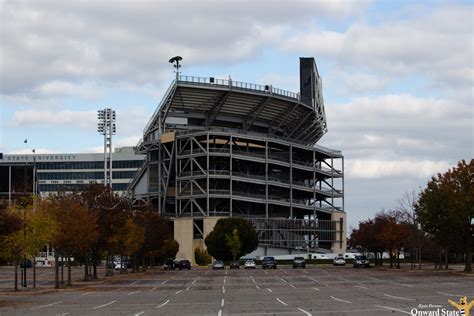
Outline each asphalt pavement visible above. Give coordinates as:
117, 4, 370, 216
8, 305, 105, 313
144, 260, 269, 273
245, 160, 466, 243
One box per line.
0, 265, 472, 315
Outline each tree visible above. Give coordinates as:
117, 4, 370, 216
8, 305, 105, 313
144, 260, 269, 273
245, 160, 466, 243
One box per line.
349, 217, 385, 266
0, 208, 23, 291
416, 159, 473, 272
116, 217, 144, 273
226, 228, 241, 261
205, 218, 258, 261
134, 209, 174, 269
194, 248, 212, 266
25, 198, 58, 288
80, 185, 128, 278
50, 193, 98, 287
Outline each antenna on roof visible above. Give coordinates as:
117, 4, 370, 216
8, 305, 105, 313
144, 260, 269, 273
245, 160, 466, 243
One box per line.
169, 56, 182, 82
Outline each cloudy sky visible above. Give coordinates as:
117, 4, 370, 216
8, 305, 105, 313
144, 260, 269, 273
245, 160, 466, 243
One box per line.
1, 0, 473, 229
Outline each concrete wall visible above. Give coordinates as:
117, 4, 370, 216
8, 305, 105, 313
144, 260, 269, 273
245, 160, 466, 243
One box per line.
330, 211, 347, 254
173, 217, 223, 264
173, 218, 193, 261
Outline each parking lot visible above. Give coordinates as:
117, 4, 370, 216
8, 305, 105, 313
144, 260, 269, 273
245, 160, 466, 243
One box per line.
0, 265, 472, 315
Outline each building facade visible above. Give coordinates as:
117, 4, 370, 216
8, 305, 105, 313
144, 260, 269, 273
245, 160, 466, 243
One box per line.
131, 58, 345, 261
0, 147, 145, 207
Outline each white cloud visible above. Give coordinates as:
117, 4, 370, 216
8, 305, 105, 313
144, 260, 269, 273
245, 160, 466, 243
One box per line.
319, 93, 473, 162
7, 147, 59, 154
115, 135, 141, 149
282, 5, 473, 97
33, 81, 102, 100
12, 110, 96, 129
346, 159, 450, 179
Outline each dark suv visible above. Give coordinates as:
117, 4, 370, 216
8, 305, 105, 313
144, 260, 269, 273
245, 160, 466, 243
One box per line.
163, 258, 175, 270
292, 257, 306, 268
262, 257, 277, 269
178, 259, 191, 270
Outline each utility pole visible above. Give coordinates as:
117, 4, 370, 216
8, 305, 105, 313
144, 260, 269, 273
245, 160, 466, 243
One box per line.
97, 109, 116, 188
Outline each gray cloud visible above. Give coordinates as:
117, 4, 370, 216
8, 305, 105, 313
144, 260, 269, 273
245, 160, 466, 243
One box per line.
0, 0, 368, 95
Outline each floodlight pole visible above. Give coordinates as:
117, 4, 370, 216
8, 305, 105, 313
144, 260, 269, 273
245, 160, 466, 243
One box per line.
97, 108, 116, 189
169, 56, 183, 82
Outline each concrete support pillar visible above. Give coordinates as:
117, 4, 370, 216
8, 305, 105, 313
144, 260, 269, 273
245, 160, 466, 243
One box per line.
331, 211, 347, 254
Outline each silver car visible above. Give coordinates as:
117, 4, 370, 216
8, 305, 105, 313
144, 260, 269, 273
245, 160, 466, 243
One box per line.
244, 259, 256, 269
333, 254, 346, 266
212, 260, 225, 270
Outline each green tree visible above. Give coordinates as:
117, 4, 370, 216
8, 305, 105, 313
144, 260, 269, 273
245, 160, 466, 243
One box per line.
416, 159, 473, 272
205, 218, 258, 261
226, 228, 241, 261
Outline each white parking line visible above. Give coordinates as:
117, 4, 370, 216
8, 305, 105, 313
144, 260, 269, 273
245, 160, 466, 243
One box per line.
92, 300, 116, 310
289, 284, 296, 288
134, 312, 145, 316
222, 286, 225, 294
330, 296, 352, 304
149, 286, 156, 291
161, 280, 168, 285
81, 292, 92, 296
256, 285, 260, 290
312, 287, 320, 291
276, 298, 288, 306
191, 278, 198, 285
384, 294, 415, 301
374, 305, 411, 315
297, 307, 312, 316
267, 288, 273, 293
128, 291, 141, 295
175, 290, 183, 295
218, 310, 222, 316
221, 299, 225, 307
130, 280, 139, 285
392, 282, 414, 288
186, 286, 190, 291
279, 277, 288, 283
308, 277, 318, 283
302, 270, 308, 274
263, 270, 268, 275
353, 285, 368, 290
251, 277, 256, 283
157, 299, 170, 309
437, 292, 464, 297
30, 301, 63, 310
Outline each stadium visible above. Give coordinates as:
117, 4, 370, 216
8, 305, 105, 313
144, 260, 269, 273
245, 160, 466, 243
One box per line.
131, 57, 345, 260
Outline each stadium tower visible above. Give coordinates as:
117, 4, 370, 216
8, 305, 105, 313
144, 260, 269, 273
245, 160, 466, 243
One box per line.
131, 57, 345, 261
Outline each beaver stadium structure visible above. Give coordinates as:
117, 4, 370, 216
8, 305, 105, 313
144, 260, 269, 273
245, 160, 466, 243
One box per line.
131, 57, 345, 261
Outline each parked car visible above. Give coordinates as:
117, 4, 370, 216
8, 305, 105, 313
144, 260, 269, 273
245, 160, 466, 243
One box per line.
262, 256, 277, 269
212, 260, 225, 270
333, 254, 346, 266
163, 258, 175, 270
292, 257, 306, 268
178, 259, 191, 270
353, 255, 370, 268
230, 261, 240, 269
244, 259, 256, 269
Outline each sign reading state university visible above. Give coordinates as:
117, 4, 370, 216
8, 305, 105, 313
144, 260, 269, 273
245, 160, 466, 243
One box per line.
1, 154, 78, 162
